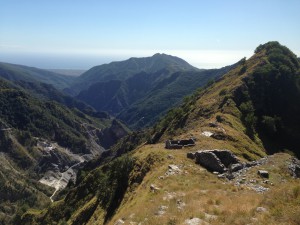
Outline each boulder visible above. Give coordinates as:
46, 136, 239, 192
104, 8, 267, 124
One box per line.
257, 170, 269, 179
195, 151, 226, 173
191, 149, 241, 174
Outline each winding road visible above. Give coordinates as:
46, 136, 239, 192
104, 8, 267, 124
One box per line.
49, 160, 84, 202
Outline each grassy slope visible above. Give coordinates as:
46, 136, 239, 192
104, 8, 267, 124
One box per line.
148, 51, 267, 160
106, 146, 299, 225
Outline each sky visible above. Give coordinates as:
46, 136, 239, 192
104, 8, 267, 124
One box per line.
0, 0, 299, 69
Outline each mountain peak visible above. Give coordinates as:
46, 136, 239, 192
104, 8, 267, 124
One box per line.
152, 53, 169, 57
74, 53, 199, 93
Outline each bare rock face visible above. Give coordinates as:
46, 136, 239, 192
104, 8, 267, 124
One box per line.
193, 150, 240, 173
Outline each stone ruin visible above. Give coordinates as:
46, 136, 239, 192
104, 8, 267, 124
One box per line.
165, 138, 195, 149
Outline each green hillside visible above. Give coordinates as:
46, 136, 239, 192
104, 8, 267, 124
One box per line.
21, 42, 300, 225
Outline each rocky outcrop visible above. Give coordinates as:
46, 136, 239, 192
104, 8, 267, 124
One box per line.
195, 151, 226, 173
192, 150, 240, 173
289, 157, 300, 178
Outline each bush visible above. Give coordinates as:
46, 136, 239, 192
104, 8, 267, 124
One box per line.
261, 116, 280, 135
219, 88, 227, 96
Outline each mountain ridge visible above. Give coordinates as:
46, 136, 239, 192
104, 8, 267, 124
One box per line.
21, 41, 300, 225
0, 62, 76, 90
68, 53, 200, 95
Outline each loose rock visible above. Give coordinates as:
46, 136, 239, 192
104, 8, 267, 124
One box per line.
256, 207, 268, 213
165, 164, 182, 176
184, 218, 210, 225
155, 205, 168, 216
252, 185, 269, 193
176, 199, 186, 210
150, 184, 160, 192
204, 213, 218, 220
114, 219, 125, 225
167, 154, 175, 159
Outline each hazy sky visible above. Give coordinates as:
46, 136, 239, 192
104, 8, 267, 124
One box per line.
0, 0, 299, 69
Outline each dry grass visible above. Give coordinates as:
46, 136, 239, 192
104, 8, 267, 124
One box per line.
90, 145, 300, 225
58, 140, 298, 225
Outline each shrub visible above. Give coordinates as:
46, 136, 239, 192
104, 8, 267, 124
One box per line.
219, 89, 227, 96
